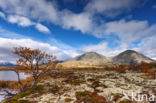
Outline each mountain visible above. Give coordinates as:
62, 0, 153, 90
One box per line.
113, 50, 155, 65
58, 52, 117, 68
71, 52, 107, 61
0, 62, 15, 67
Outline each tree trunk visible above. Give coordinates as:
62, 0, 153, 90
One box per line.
15, 71, 24, 92
31, 81, 36, 88
31, 75, 38, 88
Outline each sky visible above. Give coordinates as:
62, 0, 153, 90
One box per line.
0, 0, 156, 63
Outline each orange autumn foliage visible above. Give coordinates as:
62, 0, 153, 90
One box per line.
13, 47, 58, 91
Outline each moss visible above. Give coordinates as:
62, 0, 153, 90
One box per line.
87, 78, 96, 82
64, 98, 73, 102
75, 91, 92, 100
10, 90, 32, 100
75, 91, 107, 103
49, 85, 61, 94
92, 81, 101, 88
17, 100, 32, 103
91, 80, 107, 89
4, 86, 44, 103
4, 99, 32, 103
63, 79, 85, 86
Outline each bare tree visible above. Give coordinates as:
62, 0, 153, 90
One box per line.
13, 47, 58, 91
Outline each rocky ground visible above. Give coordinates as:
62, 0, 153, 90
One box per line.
3, 69, 156, 103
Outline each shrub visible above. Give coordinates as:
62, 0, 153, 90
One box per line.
75, 91, 108, 103
64, 98, 73, 102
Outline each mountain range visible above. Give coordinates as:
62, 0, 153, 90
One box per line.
0, 50, 155, 68
59, 50, 155, 68
0, 62, 15, 67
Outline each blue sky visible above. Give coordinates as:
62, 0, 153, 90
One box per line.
0, 0, 156, 63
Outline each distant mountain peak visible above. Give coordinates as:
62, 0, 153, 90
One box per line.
123, 49, 137, 53
60, 52, 115, 68
113, 50, 154, 65
74, 52, 106, 61
0, 62, 15, 67
58, 50, 155, 69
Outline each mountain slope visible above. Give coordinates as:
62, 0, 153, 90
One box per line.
113, 50, 155, 65
70, 52, 108, 61
58, 50, 155, 69
0, 62, 15, 67
59, 52, 116, 68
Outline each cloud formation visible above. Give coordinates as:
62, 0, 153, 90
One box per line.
0, 27, 79, 63
104, 19, 156, 42
0, 11, 5, 19
0, 37, 79, 63
85, 0, 143, 17
0, 13, 51, 33
0, 0, 155, 60
0, 26, 26, 39
81, 39, 156, 60
35, 23, 50, 33
81, 42, 129, 57
0, 0, 145, 35
7, 15, 34, 27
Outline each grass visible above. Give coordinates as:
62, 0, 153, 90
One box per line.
3, 85, 44, 103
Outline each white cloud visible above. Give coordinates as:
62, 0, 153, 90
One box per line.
0, 0, 147, 36
85, 0, 143, 17
81, 40, 156, 60
0, 11, 5, 19
0, 37, 79, 63
135, 35, 156, 59
0, 26, 26, 39
35, 23, 50, 33
0, 14, 51, 33
0, 0, 59, 24
91, 19, 156, 41
82, 19, 156, 59
0, 27, 79, 63
0, 0, 144, 35
0, 0, 155, 60
81, 42, 129, 57
61, 11, 93, 33
104, 19, 149, 41
7, 15, 34, 27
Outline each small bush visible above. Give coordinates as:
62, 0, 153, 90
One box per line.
75, 91, 108, 103
64, 98, 73, 102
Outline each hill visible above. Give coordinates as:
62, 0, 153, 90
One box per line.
58, 52, 117, 68
113, 50, 155, 65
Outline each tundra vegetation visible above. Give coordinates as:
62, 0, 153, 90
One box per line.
0, 47, 156, 103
